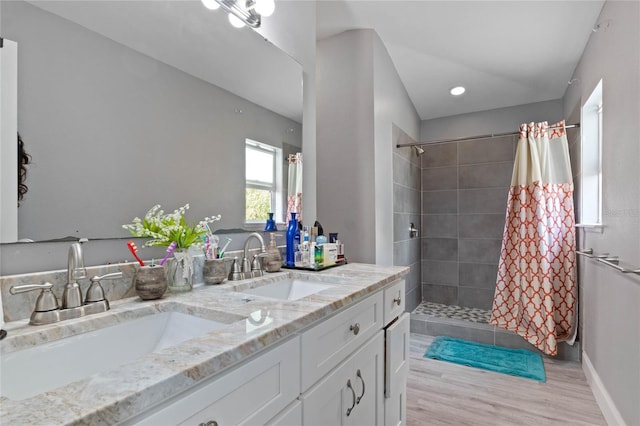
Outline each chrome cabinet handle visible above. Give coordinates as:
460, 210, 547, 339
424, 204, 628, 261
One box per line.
393, 296, 402, 306
346, 379, 356, 416
198, 421, 218, 426
350, 323, 360, 335
356, 369, 365, 404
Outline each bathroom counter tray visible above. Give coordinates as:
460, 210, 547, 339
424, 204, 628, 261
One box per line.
281, 258, 347, 272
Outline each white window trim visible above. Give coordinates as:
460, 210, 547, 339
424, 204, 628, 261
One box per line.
244, 139, 283, 225
577, 79, 603, 228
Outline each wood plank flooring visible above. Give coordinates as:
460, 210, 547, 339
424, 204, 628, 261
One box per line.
407, 334, 606, 426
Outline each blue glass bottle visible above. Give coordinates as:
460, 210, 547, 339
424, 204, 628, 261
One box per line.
264, 212, 277, 232
286, 212, 298, 267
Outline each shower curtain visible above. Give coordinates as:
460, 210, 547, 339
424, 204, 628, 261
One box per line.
286, 153, 303, 223
490, 121, 576, 356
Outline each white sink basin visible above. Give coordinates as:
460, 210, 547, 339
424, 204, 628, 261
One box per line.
240, 279, 334, 300
1, 311, 228, 400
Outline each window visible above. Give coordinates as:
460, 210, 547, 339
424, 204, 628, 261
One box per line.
578, 80, 603, 226
245, 139, 283, 223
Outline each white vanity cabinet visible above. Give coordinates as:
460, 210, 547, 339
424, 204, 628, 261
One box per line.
300, 331, 384, 426
384, 312, 410, 426
129, 336, 300, 426
383, 280, 405, 326
300, 278, 408, 426
300, 291, 383, 390
382, 279, 410, 426
127, 278, 408, 426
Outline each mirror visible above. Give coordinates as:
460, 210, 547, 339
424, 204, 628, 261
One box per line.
0, 0, 303, 243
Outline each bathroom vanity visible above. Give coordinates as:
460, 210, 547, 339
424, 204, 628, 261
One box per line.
0, 263, 409, 425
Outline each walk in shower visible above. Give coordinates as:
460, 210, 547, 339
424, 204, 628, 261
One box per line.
393, 124, 581, 359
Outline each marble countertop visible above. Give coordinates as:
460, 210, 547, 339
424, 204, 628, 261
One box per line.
0, 263, 408, 425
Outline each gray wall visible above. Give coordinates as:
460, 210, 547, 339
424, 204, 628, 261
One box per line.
0, 1, 307, 275
563, 1, 640, 424
2, 0, 302, 242
317, 30, 376, 263
419, 100, 563, 310
254, 0, 318, 225
393, 126, 421, 312
317, 29, 420, 266
372, 31, 421, 266
421, 99, 563, 142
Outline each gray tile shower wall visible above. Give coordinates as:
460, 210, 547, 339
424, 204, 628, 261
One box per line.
393, 125, 422, 312
420, 135, 515, 310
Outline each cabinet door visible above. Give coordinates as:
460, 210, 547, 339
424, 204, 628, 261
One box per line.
383, 280, 405, 327
384, 313, 410, 426
132, 337, 300, 426
266, 401, 302, 426
301, 332, 383, 426
346, 333, 384, 426
301, 292, 383, 391
300, 351, 352, 426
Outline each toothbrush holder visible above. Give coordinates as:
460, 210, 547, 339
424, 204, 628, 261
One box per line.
133, 265, 168, 300
203, 258, 232, 284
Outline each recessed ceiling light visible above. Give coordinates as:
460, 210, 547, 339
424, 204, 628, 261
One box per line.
450, 86, 466, 96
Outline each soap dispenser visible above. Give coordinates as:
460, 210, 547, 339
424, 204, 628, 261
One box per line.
265, 233, 282, 272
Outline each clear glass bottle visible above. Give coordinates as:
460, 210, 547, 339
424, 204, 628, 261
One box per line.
265, 233, 282, 272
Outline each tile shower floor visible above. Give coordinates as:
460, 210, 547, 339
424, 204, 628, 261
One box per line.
412, 301, 491, 323
410, 301, 581, 361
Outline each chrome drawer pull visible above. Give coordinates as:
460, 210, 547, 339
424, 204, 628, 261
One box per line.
346, 379, 356, 416
393, 296, 402, 306
350, 323, 360, 335
199, 421, 218, 426
356, 369, 365, 404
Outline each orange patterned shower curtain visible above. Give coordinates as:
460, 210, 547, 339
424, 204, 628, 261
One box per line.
286, 153, 303, 223
490, 121, 576, 356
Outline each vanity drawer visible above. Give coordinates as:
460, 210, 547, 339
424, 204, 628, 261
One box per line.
301, 292, 383, 391
132, 336, 300, 426
383, 279, 405, 326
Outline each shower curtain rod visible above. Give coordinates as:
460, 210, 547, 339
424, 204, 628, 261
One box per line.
396, 123, 580, 148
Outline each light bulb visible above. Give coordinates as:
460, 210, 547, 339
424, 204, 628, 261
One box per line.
450, 86, 466, 96
228, 13, 245, 28
254, 0, 275, 17
201, 0, 220, 10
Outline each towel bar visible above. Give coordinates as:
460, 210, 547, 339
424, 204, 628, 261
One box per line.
578, 248, 640, 276
596, 257, 640, 275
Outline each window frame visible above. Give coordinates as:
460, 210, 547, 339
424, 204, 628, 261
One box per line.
244, 139, 283, 225
577, 79, 603, 228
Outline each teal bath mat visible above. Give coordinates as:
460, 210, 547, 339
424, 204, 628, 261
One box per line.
424, 336, 546, 382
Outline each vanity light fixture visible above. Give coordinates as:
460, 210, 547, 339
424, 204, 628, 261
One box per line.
201, 0, 275, 29
201, 0, 220, 10
450, 86, 466, 96
228, 13, 246, 28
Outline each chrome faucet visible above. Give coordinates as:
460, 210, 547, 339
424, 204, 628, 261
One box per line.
241, 233, 267, 279
9, 242, 114, 326
62, 242, 86, 309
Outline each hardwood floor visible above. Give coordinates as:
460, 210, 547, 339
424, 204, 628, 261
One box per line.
407, 334, 606, 426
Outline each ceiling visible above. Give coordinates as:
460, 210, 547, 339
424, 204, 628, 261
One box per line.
21, 1, 605, 123
316, 0, 605, 121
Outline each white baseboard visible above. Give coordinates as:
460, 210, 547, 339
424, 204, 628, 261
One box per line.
582, 351, 626, 426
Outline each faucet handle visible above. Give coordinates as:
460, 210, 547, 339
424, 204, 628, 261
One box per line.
10, 282, 59, 312
86, 272, 122, 303
228, 258, 243, 281
250, 255, 264, 278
